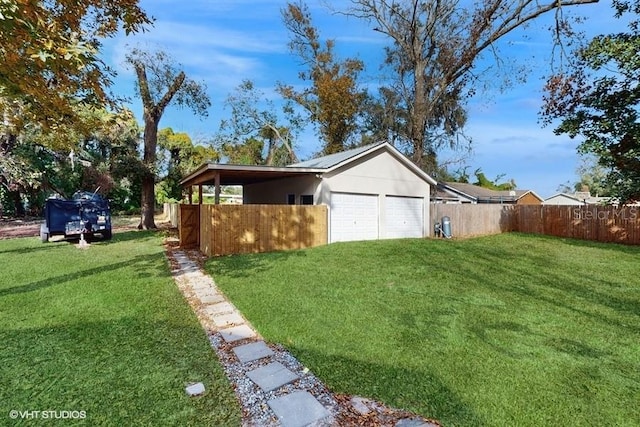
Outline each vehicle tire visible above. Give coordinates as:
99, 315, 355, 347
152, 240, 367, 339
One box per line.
102, 229, 112, 240
40, 224, 49, 243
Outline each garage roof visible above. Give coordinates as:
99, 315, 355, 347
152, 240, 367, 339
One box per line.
180, 163, 324, 187
180, 142, 437, 188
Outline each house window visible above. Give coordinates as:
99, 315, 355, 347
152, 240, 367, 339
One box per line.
300, 195, 314, 205
287, 194, 296, 205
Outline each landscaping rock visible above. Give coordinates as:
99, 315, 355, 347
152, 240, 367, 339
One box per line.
351, 396, 373, 415
185, 382, 205, 396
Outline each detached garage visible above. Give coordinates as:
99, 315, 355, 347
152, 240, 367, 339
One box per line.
181, 142, 437, 247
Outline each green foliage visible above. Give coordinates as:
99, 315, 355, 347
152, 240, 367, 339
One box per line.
217, 79, 300, 165
125, 48, 211, 229
156, 127, 218, 202
0, 232, 241, 425
0, 107, 143, 215
209, 234, 640, 426
220, 137, 265, 165
0, 0, 151, 132
347, 0, 597, 169
473, 168, 516, 191
279, 2, 366, 155
573, 154, 613, 195
543, 2, 640, 202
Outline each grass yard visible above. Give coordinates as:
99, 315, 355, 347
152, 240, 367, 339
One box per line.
208, 233, 640, 426
0, 232, 240, 426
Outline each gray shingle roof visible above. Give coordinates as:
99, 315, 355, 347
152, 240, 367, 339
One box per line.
443, 182, 529, 201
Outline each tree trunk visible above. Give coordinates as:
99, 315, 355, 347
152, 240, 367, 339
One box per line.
410, 55, 428, 169
11, 191, 25, 217
138, 115, 159, 229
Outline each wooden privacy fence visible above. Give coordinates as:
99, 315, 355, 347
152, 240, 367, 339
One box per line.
193, 204, 328, 256
517, 205, 640, 244
431, 204, 640, 245
430, 204, 517, 237
179, 204, 200, 249
163, 203, 179, 227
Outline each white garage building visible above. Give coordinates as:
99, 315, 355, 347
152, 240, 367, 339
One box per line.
181, 142, 437, 243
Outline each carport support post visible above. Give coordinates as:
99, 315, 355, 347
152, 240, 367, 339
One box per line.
198, 185, 203, 205
188, 186, 193, 204
214, 172, 221, 205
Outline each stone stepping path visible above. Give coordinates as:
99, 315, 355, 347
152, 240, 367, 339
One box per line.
169, 247, 440, 427
268, 391, 332, 427
170, 249, 336, 426
233, 341, 275, 363
247, 361, 300, 392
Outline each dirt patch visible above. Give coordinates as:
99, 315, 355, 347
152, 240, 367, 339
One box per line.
0, 218, 42, 240
0, 217, 173, 240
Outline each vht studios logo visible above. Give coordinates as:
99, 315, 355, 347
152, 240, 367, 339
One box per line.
573, 207, 638, 220
9, 410, 86, 420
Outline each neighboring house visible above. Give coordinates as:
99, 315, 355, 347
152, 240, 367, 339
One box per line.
544, 192, 612, 205
434, 182, 543, 205
180, 142, 437, 243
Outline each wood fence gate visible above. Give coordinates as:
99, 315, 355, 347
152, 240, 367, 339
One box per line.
179, 204, 200, 248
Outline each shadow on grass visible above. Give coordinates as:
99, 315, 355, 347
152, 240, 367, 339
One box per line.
0, 230, 158, 255
287, 345, 486, 427
510, 232, 640, 254
207, 248, 308, 279
0, 318, 240, 426
445, 236, 640, 331
0, 252, 165, 297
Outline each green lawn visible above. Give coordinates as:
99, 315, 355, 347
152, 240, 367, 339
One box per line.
0, 232, 240, 426
207, 233, 640, 426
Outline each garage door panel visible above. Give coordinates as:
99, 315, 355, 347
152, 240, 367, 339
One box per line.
385, 196, 424, 238
330, 193, 378, 243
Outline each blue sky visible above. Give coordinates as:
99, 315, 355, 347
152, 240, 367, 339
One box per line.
101, 0, 621, 198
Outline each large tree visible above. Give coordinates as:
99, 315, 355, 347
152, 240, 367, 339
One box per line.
219, 80, 300, 165
344, 0, 598, 169
0, 0, 150, 131
556, 154, 613, 196
279, 1, 367, 155
0, 106, 142, 216
543, 1, 640, 203
126, 49, 210, 229
157, 128, 219, 202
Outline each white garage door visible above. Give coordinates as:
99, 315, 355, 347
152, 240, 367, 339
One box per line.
385, 196, 424, 238
330, 192, 378, 243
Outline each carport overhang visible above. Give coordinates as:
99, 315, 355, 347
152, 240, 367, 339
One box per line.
180, 163, 325, 204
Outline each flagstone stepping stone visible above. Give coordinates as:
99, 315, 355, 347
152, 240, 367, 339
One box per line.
219, 325, 256, 343
395, 418, 439, 427
267, 391, 331, 427
199, 293, 225, 304
247, 362, 299, 392
232, 341, 274, 363
191, 281, 211, 291
212, 311, 245, 328
206, 302, 234, 316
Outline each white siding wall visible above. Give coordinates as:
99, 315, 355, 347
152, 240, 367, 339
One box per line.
244, 175, 320, 204
319, 150, 431, 241
243, 149, 432, 242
